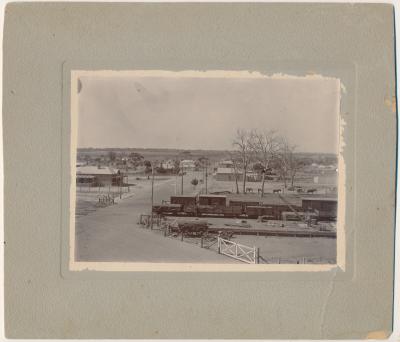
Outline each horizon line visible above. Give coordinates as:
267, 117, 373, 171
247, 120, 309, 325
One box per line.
77, 146, 338, 155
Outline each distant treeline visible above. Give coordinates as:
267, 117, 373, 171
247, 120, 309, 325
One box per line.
77, 147, 337, 159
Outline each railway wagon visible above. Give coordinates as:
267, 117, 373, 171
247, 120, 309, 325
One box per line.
228, 200, 261, 213
262, 204, 303, 220
246, 206, 274, 219
197, 204, 243, 218
152, 203, 182, 215
301, 198, 337, 212
198, 194, 227, 206
314, 209, 337, 221
170, 195, 198, 216
301, 197, 337, 221
170, 195, 197, 206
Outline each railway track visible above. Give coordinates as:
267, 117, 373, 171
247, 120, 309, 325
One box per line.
205, 226, 336, 238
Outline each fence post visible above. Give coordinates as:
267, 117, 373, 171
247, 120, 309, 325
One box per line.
201, 236, 204, 248
217, 237, 221, 254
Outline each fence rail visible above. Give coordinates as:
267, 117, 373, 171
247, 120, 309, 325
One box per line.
218, 237, 259, 264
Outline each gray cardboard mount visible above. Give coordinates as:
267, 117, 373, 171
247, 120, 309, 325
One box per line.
3, 3, 396, 339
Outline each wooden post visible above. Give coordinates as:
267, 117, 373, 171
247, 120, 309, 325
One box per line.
255, 247, 260, 264
205, 164, 208, 194
217, 237, 221, 254
151, 163, 155, 229
201, 236, 204, 248
181, 167, 184, 195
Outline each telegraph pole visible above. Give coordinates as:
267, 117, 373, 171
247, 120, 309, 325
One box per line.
150, 162, 155, 229
205, 164, 208, 194
181, 166, 184, 195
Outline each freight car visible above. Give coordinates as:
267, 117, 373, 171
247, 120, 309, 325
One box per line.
153, 195, 337, 221
152, 203, 183, 215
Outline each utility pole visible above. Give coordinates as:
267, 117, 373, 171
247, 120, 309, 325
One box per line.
175, 172, 178, 195
181, 166, 184, 195
205, 163, 208, 194
260, 168, 266, 198
150, 162, 155, 229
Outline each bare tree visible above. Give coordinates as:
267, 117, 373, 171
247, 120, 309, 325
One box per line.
288, 148, 302, 188
233, 129, 252, 194
249, 130, 281, 197
276, 137, 298, 190
227, 151, 241, 194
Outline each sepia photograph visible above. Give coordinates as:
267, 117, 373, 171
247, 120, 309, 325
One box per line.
70, 70, 341, 269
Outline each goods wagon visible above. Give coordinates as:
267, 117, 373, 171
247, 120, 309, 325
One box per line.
152, 204, 182, 215
301, 198, 337, 212
228, 200, 261, 212
246, 206, 274, 219
197, 204, 243, 218
198, 195, 227, 206
153, 195, 336, 221
170, 195, 197, 206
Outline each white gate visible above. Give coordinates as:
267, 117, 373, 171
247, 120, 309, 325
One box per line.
218, 237, 259, 264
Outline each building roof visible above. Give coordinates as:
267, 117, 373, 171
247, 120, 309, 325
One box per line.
227, 193, 302, 206
76, 175, 95, 179
199, 194, 227, 198
76, 166, 119, 175
216, 167, 242, 174
301, 197, 338, 202
171, 195, 197, 199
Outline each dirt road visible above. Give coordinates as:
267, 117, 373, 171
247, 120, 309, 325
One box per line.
75, 173, 236, 262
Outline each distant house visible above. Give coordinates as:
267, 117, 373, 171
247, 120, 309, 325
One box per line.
246, 172, 262, 182
219, 160, 234, 168
76, 166, 126, 187
215, 168, 263, 182
180, 159, 196, 171
215, 167, 242, 181
162, 159, 176, 170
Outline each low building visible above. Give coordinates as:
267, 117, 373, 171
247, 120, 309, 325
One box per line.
180, 159, 196, 171
246, 172, 262, 182
219, 160, 234, 168
162, 159, 176, 170
76, 166, 126, 187
215, 167, 242, 181
215, 168, 261, 182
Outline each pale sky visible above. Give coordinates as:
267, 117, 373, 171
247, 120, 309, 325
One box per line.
77, 74, 340, 153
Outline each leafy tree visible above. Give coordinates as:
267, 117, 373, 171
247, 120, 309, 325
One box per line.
156, 166, 167, 174
129, 152, 144, 166
143, 160, 152, 174
173, 159, 181, 174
